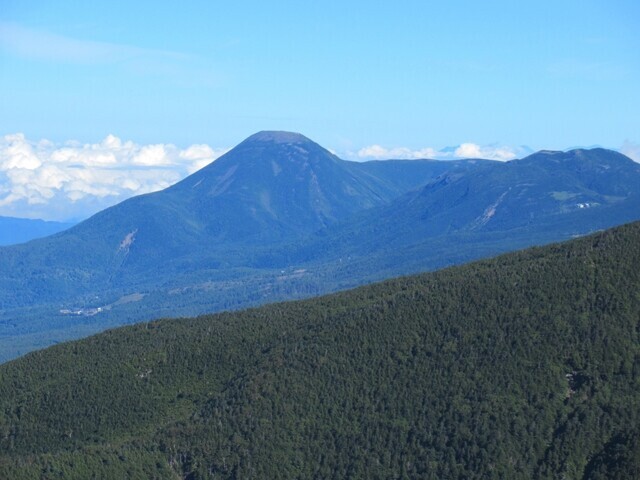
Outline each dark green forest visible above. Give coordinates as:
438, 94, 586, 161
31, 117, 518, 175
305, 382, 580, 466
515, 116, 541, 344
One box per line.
1, 221, 639, 479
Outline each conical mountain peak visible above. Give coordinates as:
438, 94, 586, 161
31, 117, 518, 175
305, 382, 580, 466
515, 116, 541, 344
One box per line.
243, 130, 313, 145
161, 130, 401, 243
213, 130, 331, 168
189, 131, 334, 177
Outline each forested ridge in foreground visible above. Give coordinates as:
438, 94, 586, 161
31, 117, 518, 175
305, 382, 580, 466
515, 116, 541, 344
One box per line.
1, 221, 639, 479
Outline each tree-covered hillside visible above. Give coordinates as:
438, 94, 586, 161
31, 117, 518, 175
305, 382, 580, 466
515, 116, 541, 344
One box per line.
1, 221, 639, 479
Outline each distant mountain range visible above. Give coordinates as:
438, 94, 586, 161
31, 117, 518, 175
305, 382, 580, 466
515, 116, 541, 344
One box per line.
0, 216, 74, 246
0, 131, 639, 362
1, 221, 639, 478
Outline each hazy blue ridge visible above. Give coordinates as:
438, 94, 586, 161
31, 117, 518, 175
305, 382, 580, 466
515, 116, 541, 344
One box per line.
0, 216, 75, 246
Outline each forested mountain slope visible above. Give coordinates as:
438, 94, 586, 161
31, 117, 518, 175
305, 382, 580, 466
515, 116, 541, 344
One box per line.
294, 148, 640, 263
0, 221, 639, 479
0, 130, 414, 305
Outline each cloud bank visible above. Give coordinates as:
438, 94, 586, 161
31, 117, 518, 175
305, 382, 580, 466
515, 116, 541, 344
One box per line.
0, 133, 227, 221
357, 145, 441, 160
356, 142, 526, 161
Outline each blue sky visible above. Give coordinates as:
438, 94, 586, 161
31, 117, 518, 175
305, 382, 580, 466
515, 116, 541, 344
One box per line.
0, 1, 639, 220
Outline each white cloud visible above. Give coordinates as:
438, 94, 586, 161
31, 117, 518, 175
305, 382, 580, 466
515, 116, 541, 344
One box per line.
0, 133, 228, 221
357, 145, 439, 160
132, 144, 173, 166
180, 144, 221, 173
620, 140, 640, 163
356, 142, 519, 161
454, 143, 518, 161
